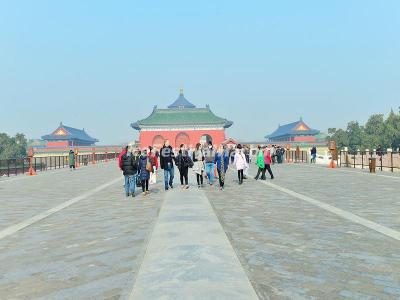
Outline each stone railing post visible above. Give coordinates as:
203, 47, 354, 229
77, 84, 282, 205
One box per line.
344, 147, 349, 167
388, 148, 393, 172
364, 149, 369, 169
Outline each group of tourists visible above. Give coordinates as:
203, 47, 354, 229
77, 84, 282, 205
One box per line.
270, 145, 286, 164
254, 145, 274, 180
118, 139, 276, 197
118, 144, 157, 197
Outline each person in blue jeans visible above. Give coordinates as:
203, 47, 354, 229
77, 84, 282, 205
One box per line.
160, 140, 176, 191
204, 141, 215, 185
121, 147, 139, 197
215, 145, 229, 190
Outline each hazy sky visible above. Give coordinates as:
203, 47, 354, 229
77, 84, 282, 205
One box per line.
1, 1, 399, 144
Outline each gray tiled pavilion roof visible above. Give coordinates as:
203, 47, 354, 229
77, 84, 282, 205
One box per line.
42, 123, 99, 143
167, 89, 196, 109
131, 91, 233, 130
266, 118, 320, 139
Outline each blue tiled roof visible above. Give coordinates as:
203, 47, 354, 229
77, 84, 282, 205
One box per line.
42, 124, 98, 143
266, 120, 320, 139
168, 91, 196, 109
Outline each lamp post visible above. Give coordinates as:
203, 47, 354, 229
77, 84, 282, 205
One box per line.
28, 147, 37, 176
74, 148, 79, 168
328, 141, 337, 168
92, 147, 96, 164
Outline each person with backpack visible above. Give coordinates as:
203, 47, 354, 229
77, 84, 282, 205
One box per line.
138, 148, 154, 196
254, 145, 265, 180
68, 150, 76, 170
176, 144, 193, 189
215, 145, 229, 190
121, 146, 139, 197
192, 143, 204, 188
234, 144, 248, 185
160, 140, 176, 191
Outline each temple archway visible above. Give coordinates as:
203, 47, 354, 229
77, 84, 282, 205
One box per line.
175, 132, 190, 147
152, 135, 165, 148
200, 134, 213, 146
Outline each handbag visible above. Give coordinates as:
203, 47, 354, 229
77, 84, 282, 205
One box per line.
146, 159, 152, 172
149, 173, 156, 184
186, 157, 194, 168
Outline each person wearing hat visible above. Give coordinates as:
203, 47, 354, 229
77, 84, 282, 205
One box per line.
138, 147, 154, 195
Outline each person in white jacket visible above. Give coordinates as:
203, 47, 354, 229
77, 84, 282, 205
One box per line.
234, 144, 248, 185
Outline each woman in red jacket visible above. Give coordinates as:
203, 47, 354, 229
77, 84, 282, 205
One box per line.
148, 146, 159, 170
261, 146, 274, 180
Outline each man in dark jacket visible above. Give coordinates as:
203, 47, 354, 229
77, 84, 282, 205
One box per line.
160, 140, 176, 191
121, 147, 139, 197
118, 146, 128, 170
176, 144, 193, 189
311, 146, 317, 163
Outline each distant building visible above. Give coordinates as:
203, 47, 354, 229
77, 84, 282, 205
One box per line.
221, 138, 238, 148
131, 89, 233, 148
266, 118, 320, 143
42, 122, 98, 147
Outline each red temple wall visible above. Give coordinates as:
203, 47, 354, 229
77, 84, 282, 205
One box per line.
46, 141, 69, 147
293, 136, 316, 142
139, 129, 226, 148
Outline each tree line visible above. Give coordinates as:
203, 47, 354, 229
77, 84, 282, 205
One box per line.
0, 133, 27, 160
327, 109, 400, 152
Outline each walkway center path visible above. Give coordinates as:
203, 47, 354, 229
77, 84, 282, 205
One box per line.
129, 188, 258, 300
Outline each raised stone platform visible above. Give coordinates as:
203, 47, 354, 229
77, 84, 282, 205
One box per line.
0, 162, 399, 299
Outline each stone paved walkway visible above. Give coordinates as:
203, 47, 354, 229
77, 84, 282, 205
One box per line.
0, 161, 399, 299
205, 164, 400, 299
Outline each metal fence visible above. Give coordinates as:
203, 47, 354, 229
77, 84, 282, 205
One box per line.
285, 150, 309, 163
0, 152, 119, 177
339, 150, 400, 172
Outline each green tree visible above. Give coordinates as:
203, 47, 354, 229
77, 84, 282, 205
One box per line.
0, 133, 27, 159
383, 109, 400, 150
346, 121, 364, 152
363, 114, 385, 150
330, 128, 349, 149
330, 109, 400, 151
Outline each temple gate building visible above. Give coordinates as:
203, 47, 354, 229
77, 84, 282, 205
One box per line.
265, 118, 320, 143
131, 90, 233, 148
42, 122, 99, 147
